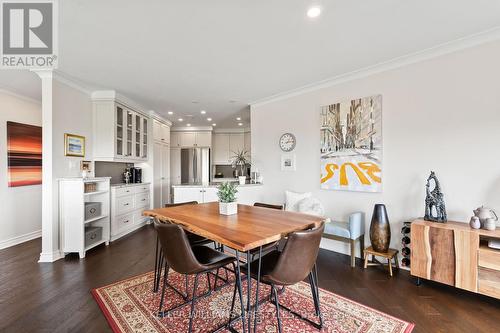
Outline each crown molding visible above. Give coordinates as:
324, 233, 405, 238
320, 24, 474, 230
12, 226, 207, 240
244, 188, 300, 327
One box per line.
250, 27, 500, 108
0, 88, 41, 105
171, 126, 213, 132
149, 111, 172, 126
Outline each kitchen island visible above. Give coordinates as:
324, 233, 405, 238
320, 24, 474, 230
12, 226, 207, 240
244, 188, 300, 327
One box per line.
172, 183, 263, 205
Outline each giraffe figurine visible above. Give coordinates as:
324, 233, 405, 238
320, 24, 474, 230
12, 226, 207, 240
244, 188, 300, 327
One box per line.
424, 171, 447, 222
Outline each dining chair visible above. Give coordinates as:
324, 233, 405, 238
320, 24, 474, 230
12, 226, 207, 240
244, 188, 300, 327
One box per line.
240, 222, 325, 333
153, 201, 215, 292
155, 221, 246, 333
249, 202, 284, 261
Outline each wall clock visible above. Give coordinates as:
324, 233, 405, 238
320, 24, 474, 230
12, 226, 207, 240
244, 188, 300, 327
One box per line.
279, 133, 296, 152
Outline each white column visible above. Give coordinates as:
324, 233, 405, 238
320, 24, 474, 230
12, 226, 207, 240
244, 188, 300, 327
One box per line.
35, 70, 62, 262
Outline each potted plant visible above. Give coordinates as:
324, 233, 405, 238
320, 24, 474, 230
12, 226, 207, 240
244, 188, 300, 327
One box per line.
217, 182, 238, 215
231, 149, 251, 185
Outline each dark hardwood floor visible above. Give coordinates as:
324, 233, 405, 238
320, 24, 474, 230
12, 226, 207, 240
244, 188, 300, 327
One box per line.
1, 225, 499, 333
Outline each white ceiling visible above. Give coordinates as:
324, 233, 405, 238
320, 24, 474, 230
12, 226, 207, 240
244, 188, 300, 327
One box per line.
1, 0, 500, 127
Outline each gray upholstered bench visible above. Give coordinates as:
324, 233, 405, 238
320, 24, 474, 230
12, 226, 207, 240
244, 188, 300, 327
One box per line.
323, 212, 365, 268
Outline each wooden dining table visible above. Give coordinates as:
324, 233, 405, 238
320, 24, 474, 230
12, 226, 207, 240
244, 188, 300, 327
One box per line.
144, 202, 326, 333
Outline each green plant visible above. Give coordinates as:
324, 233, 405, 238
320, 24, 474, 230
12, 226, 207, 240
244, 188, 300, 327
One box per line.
217, 182, 238, 203
230, 149, 251, 176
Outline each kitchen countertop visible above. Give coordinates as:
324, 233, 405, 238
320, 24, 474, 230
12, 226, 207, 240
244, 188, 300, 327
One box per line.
172, 183, 262, 188
111, 182, 151, 188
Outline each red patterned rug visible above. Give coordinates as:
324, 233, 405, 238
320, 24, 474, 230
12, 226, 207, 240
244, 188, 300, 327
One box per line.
92, 269, 414, 333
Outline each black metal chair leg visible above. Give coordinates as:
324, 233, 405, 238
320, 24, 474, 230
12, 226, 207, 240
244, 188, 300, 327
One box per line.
228, 265, 238, 323
157, 263, 169, 316
253, 246, 262, 333
188, 274, 200, 333
235, 251, 247, 333
309, 273, 320, 316
155, 251, 164, 292
246, 251, 252, 332
213, 267, 220, 290
153, 235, 159, 292
272, 285, 283, 333
206, 272, 212, 293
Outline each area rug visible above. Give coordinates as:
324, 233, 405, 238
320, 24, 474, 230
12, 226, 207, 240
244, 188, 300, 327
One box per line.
92, 269, 414, 333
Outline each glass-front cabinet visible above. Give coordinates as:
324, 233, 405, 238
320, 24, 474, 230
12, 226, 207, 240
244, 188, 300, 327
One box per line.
113, 104, 149, 161
142, 118, 148, 159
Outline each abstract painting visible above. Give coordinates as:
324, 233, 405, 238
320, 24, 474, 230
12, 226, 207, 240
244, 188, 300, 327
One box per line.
7, 121, 42, 187
320, 95, 382, 192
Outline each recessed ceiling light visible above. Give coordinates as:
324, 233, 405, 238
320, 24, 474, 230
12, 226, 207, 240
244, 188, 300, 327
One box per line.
236, 117, 241, 121
307, 6, 321, 18
238, 123, 243, 126
186, 123, 191, 126
200, 110, 206, 114
167, 111, 173, 115
212, 123, 217, 126
178, 118, 183, 122
207, 118, 212, 121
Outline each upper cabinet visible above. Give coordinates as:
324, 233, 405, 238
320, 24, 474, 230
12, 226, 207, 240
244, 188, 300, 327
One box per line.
213, 132, 247, 165
153, 120, 170, 144
93, 94, 150, 162
170, 131, 212, 148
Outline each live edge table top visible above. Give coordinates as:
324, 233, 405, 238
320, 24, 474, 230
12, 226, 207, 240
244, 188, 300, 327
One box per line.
144, 202, 326, 252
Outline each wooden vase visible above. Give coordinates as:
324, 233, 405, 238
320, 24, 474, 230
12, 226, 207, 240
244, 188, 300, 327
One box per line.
369, 204, 391, 253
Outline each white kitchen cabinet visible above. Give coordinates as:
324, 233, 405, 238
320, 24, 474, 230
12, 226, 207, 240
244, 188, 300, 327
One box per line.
170, 148, 181, 186
173, 185, 262, 205
173, 186, 218, 204
229, 133, 244, 155
170, 132, 181, 147
111, 183, 151, 241
213, 133, 245, 165
170, 131, 212, 148
180, 132, 196, 147
161, 124, 170, 144
153, 120, 170, 144
195, 132, 212, 147
153, 142, 170, 208
213, 133, 230, 164
93, 94, 149, 162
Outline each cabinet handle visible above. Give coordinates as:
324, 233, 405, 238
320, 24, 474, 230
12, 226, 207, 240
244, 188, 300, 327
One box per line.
124, 220, 130, 223
141, 199, 146, 201
124, 203, 129, 206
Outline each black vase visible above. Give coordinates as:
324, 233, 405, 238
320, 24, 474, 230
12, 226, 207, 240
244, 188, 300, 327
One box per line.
369, 204, 391, 253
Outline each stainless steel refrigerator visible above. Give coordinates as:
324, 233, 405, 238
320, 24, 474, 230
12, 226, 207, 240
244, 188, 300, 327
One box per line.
180, 148, 210, 184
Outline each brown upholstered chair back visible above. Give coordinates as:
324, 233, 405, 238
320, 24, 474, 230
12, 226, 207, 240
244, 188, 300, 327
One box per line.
253, 202, 284, 210
153, 219, 204, 275
165, 201, 198, 208
266, 222, 324, 285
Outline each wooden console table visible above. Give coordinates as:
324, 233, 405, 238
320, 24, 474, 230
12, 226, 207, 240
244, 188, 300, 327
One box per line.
411, 219, 500, 299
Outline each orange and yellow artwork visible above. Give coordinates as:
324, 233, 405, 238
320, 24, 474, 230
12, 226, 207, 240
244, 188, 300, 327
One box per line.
7, 121, 42, 187
320, 95, 382, 192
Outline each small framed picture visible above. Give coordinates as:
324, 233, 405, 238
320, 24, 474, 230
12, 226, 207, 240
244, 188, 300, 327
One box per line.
65, 133, 85, 157
80, 160, 91, 171
281, 154, 296, 171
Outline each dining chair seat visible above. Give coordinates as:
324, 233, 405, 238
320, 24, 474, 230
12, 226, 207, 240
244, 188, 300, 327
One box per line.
191, 245, 236, 271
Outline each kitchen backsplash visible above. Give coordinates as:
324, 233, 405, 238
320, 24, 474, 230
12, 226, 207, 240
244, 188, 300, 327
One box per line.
95, 161, 133, 184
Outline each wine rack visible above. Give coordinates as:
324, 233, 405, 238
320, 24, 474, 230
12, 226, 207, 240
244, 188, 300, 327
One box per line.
401, 221, 411, 267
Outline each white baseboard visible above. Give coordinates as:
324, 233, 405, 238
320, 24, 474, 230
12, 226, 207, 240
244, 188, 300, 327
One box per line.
38, 250, 64, 263
0, 230, 42, 250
